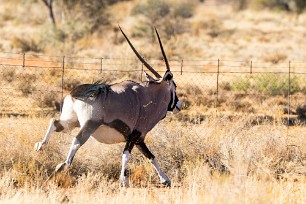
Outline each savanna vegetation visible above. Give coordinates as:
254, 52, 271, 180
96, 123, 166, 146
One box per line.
0, 0, 305, 203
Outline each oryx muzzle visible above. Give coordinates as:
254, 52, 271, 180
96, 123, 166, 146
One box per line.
35, 26, 182, 187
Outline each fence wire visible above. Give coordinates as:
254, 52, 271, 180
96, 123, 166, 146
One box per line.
0, 52, 306, 129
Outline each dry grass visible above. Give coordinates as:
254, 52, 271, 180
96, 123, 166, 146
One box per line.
0, 114, 305, 203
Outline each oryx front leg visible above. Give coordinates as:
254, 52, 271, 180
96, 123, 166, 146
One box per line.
120, 130, 141, 187
55, 137, 80, 172
136, 141, 171, 186
55, 120, 100, 172
35, 118, 65, 151
120, 150, 130, 187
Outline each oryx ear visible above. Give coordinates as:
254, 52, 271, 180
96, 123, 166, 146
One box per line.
163, 71, 173, 82
144, 71, 163, 83
144, 71, 155, 82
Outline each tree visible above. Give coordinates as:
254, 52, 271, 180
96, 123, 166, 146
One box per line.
41, 0, 56, 28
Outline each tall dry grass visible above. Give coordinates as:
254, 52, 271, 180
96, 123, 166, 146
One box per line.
0, 114, 305, 203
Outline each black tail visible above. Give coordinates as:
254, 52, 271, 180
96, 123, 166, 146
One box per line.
71, 83, 110, 102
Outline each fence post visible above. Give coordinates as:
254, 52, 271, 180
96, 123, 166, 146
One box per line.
180, 59, 183, 75
22, 53, 25, 67
215, 59, 220, 109
250, 60, 252, 74
287, 61, 291, 127
61, 56, 65, 113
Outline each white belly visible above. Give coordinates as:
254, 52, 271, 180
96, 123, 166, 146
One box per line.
91, 125, 126, 144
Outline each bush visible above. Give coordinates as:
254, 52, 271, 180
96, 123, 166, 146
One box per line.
253, 74, 299, 96
2, 68, 16, 83
132, 0, 196, 40
56, 0, 111, 37
132, 0, 170, 21
63, 78, 81, 91
232, 77, 251, 93
233, 0, 250, 10
11, 37, 44, 53
252, 0, 306, 13
231, 74, 301, 96
173, 1, 196, 18
17, 73, 37, 96
232, 0, 306, 13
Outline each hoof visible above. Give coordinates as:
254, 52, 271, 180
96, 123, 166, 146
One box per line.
55, 162, 69, 172
161, 180, 171, 187
120, 177, 130, 188
34, 142, 43, 151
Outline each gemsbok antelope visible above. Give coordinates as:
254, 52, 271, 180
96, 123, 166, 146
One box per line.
34, 26, 182, 187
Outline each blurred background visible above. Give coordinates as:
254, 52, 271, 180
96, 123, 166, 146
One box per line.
0, 0, 305, 60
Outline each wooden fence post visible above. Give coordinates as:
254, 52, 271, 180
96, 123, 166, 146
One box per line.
215, 59, 220, 109
22, 53, 25, 67
180, 59, 183, 75
288, 60, 291, 127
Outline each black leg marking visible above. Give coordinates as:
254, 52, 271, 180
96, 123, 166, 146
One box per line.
54, 120, 64, 132
136, 141, 155, 160
123, 130, 141, 153
124, 169, 128, 177
107, 119, 131, 138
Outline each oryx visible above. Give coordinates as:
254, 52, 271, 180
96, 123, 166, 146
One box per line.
34, 27, 182, 187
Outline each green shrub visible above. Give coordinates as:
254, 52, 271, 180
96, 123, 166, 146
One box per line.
253, 74, 299, 96
232, 77, 251, 93
230, 74, 301, 96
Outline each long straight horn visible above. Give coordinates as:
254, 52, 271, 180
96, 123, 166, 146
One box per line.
155, 27, 170, 71
119, 26, 161, 78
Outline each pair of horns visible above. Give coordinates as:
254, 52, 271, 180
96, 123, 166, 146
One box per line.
119, 26, 170, 79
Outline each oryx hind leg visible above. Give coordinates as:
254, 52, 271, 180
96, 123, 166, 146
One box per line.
55, 120, 100, 172
35, 95, 78, 151
136, 141, 171, 186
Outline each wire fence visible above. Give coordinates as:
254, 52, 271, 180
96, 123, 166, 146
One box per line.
0, 51, 306, 128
